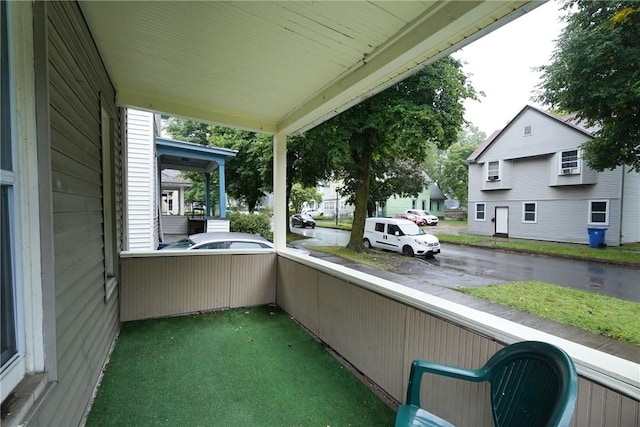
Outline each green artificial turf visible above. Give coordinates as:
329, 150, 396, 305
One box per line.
86, 306, 395, 426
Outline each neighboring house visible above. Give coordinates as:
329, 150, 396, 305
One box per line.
161, 170, 191, 216
126, 108, 236, 250
381, 175, 443, 218
316, 180, 355, 218
467, 105, 640, 246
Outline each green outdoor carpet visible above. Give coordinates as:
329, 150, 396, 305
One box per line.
86, 305, 396, 426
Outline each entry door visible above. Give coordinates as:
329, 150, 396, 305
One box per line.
495, 207, 509, 237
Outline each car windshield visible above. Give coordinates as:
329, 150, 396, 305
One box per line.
398, 222, 424, 236
161, 238, 195, 249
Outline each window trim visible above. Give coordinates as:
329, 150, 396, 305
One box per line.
588, 199, 610, 226
475, 203, 486, 221
522, 202, 537, 223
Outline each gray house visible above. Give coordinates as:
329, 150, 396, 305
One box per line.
3, 2, 637, 427
467, 105, 640, 246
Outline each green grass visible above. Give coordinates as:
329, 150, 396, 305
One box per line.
314, 218, 353, 230
460, 282, 640, 344
312, 245, 406, 271
86, 306, 395, 426
436, 233, 495, 245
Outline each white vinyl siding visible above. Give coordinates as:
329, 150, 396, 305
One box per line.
588, 200, 609, 226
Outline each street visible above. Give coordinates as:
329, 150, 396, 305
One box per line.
290, 227, 640, 302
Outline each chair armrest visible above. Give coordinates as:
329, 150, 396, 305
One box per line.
406, 360, 488, 406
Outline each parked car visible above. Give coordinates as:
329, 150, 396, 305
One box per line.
364, 217, 440, 258
291, 213, 316, 228
159, 232, 309, 255
406, 209, 439, 226
392, 212, 427, 226
304, 208, 324, 217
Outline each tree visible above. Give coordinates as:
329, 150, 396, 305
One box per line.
436, 124, 485, 208
536, 0, 640, 172
289, 183, 322, 214
307, 58, 477, 251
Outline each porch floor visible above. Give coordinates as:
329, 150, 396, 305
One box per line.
85, 305, 396, 426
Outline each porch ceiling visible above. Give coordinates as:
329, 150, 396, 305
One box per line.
79, 1, 540, 136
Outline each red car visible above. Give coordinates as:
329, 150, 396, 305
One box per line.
392, 213, 426, 226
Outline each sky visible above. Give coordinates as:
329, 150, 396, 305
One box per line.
453, 0, 566, 136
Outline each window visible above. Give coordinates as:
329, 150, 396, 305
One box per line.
588, 200, 609, 225
421, 200, 426, 210
475, 203, 486, 221
411, 199, 417, 209
523, 202, 537, 223
523, 125, 532, 136
560, 149, 579, 175
374, 222, 385, 232
487, 161, 500, 181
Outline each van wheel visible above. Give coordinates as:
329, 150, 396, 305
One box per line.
402, 245, 414, 257
363, 239, 371, 249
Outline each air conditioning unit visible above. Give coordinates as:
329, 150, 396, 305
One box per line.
488, 176, 498, 181
561, 168, 573, 175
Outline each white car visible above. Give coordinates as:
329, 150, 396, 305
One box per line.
363, 218, 440, 258
406, 209, 439, 226
159, 232, 309, 255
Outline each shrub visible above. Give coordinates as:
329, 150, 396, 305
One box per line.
227, 212, 272, 238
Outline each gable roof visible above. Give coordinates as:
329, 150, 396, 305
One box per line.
467, 105, 595, 163
78, 1, 543, 136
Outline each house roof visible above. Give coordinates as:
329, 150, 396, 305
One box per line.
78, 1, 542, 136
156, 138, 237, 173
429, 183, 445, 200
467, 105, 595, 163
161, 170, 192, 188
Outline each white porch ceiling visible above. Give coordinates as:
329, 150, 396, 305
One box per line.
79, 1, 542, 135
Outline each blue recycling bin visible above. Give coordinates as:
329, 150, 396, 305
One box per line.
587, 228, 607, 248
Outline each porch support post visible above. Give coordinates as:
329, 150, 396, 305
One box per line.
273, 132, 287, 250
218, 160, 226, 219
204, 172, 211, 216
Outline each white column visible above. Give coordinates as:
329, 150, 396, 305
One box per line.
273, 132, 287, 250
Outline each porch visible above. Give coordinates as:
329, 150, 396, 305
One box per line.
103, 249, 640, 426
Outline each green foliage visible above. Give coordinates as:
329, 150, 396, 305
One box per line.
306, 57, 477, 250
438, 141, 479, 206
227, 212, 272, 238
536, 0, 640, 172
289, 183, 322, 214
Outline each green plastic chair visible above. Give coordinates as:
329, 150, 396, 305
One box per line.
396, 341, 578, 427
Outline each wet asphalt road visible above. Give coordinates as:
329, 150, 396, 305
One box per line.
290, 226, 640, 302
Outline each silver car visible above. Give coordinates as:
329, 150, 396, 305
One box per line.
160, 232, 309, 255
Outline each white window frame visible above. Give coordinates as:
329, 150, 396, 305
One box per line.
486, 161, 500, 181
101, 107, 117, 302
588, 199, 609, 226
475, 203, 486, 221
522, 202, 537, 223
1, 1, 45, 403
559, 149, 580, 175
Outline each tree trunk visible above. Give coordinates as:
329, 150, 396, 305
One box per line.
347, 131, 374, 251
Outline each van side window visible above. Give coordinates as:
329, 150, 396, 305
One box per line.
387, 224, 402, 235
375, 223, 385, 232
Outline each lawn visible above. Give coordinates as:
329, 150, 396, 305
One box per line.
460, 281, 640, 344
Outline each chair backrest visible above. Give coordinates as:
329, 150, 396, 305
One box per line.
483, 341, 578, 427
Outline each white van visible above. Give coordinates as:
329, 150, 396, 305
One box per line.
364, 217, 440, 258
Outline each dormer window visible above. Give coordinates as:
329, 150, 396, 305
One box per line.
487, 161, 500, 181
560, 149, 580, 175
523, 125, 532, 136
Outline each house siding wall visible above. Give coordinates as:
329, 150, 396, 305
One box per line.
621, 170, 640, 244
29, 2, 121, 425
126, 108, 156, 251
383, 187, 431, 216
468, 108, 631, 246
